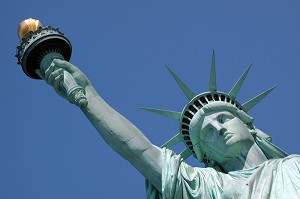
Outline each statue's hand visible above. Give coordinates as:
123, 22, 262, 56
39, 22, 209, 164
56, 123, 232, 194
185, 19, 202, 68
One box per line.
36, 59, 92, 100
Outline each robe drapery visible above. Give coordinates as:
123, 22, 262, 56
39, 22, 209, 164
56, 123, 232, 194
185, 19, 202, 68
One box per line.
146, 148, 300, 199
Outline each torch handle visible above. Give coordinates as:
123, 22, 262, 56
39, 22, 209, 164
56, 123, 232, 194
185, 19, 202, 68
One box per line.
40, 53, 88, 108
60, 70, 88, 108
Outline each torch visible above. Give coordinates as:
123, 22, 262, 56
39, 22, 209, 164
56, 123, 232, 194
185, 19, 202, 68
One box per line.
15, 18, 88, 108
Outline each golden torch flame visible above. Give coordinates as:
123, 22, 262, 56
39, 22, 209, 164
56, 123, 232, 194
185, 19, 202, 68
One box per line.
17, 18, 42, 39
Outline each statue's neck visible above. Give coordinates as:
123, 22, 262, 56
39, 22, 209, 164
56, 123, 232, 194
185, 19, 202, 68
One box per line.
222, 143, 268, 172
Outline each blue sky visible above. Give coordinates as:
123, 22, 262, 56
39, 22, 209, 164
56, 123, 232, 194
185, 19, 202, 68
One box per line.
1, 1, 300, 198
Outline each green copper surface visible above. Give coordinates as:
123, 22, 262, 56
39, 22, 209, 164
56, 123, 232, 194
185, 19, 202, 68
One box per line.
228, 63, 252, 99
161, 133, 182, 148
166, 65, 196, 100
141, 107, 181, 120
241, 86, 277, 112
209, 50, 217, 92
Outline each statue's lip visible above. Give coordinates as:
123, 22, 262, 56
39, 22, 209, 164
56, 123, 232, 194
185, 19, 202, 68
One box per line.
224, 132, 233, 140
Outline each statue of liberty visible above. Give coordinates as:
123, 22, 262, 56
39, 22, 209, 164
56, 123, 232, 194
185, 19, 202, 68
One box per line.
36, 51, 300, 199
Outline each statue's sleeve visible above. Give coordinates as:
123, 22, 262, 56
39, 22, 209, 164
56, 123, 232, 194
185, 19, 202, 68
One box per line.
146, 148, 224, 199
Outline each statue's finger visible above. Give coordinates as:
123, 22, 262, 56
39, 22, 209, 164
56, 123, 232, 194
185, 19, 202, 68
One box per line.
53, 73, 64, 92
44, 62, 56, 83
48, 68, 64, 86
53, 59, 79, 74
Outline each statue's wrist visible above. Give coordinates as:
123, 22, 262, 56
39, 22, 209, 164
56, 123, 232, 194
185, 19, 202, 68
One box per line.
84, 85, 99, 98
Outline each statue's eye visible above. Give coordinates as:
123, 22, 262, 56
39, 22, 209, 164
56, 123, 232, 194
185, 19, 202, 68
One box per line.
201, 126, 214, 142
219, 115, 233, 124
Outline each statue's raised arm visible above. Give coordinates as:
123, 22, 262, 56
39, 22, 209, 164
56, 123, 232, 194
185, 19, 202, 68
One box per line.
36, 59, 163, 192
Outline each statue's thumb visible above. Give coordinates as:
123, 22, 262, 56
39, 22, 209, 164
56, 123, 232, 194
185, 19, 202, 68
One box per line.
53, 59, 77, 74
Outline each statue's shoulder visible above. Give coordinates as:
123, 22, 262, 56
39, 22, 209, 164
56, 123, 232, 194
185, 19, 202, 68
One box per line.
268, 154, 300, 168
288, 154, 300, 157
283, 154, 300, 160
285, 154, 300, 162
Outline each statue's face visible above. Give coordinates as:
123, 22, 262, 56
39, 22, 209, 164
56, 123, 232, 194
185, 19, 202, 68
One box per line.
199, 111, 254, 163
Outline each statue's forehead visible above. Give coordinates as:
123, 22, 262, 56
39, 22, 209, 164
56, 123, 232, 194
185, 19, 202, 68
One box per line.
202, 111, 234, 124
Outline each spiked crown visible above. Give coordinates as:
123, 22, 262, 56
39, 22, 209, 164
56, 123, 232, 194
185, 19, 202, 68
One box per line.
142, 51, 277, 160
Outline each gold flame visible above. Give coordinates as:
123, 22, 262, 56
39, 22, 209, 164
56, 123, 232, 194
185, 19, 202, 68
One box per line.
18, 18, 42, 39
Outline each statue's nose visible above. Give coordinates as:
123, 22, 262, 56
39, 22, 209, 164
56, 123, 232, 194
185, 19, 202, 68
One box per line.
212, 121, 226, 136
219, 128, 226, 136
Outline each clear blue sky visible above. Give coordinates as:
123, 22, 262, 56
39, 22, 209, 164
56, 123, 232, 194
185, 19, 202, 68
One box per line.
1, 1, 300, 198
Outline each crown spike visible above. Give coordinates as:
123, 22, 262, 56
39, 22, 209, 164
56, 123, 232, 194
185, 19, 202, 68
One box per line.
242, 86, 277, 112
141, 107, 181, 120
228, 63, 252, 99
180, 148, 193, 160
209, 50, 217, 92
161, 133, 182, 148
166, 65, 196, 100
